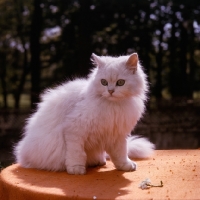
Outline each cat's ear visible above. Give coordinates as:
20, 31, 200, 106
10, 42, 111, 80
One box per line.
91, 53, 105, 67
126, 53, 138, 73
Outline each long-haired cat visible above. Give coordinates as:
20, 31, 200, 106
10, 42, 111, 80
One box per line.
14, 53, 155, 175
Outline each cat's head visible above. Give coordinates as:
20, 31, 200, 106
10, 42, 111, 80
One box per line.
90, 53, 148, 101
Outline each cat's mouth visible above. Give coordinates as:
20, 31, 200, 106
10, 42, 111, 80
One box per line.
102, 92, 124, 101
102, 93, 116, 101
106, 94, 122, 101
107, 96, 117, 101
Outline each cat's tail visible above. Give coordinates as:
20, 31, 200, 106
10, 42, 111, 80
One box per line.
127, 136, 155, 159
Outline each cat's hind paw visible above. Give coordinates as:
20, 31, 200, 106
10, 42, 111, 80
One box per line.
116, 160, 137, 172
67, 165, 86, 175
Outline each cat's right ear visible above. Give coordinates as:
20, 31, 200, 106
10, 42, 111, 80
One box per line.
91, 53, 105, 67
126, 53, 138, 74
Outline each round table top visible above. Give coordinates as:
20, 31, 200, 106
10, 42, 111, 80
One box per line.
1, 150, 200, 200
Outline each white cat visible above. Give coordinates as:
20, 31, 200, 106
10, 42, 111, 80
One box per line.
14, 53, 155, 175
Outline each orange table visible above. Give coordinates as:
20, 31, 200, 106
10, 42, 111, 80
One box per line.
0, 150, 200, 199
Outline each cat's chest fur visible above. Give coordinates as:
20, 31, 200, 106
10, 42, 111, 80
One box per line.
68, 95, 142, 153
69, 95, 141, 137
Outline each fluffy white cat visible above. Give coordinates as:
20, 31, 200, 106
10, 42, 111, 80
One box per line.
14, 53, 155, 175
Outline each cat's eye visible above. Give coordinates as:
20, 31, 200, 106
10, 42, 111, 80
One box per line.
116, 79, 125, 86
101, 79, 108, 86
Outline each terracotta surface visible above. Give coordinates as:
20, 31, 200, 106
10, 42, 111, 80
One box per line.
0, 150, 200, 199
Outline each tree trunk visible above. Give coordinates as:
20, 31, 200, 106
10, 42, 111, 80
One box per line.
77, 0, 92, 77
0, 50, 8, 108
179, 21, 188, 98
14, 47, 29, 109
13, 0, 30, 108
155, 15, 164, 100
169, 8, 177, 98
30, 0, 42, 108
187, 20, 195, 99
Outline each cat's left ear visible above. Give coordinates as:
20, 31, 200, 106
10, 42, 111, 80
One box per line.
126, 53, 138, 73
91, 53, 105, 67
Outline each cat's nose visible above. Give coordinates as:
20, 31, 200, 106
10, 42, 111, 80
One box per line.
108, 89, 114, 95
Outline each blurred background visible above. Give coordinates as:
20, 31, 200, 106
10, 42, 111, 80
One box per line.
0, 0, 200, 167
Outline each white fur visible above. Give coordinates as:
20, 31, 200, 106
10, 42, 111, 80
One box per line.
127, 136, 155, 159
14, 53, 155, 174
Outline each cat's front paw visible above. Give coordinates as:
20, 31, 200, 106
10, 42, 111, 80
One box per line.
67, 165, 86, 175
116, 160, 137, 172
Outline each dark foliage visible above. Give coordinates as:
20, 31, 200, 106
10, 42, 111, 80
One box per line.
0, 0, 200, 107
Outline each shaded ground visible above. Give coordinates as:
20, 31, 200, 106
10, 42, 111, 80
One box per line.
0, 100, 200, 168
0, 110, 28, 168
134, 100, 200, 149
